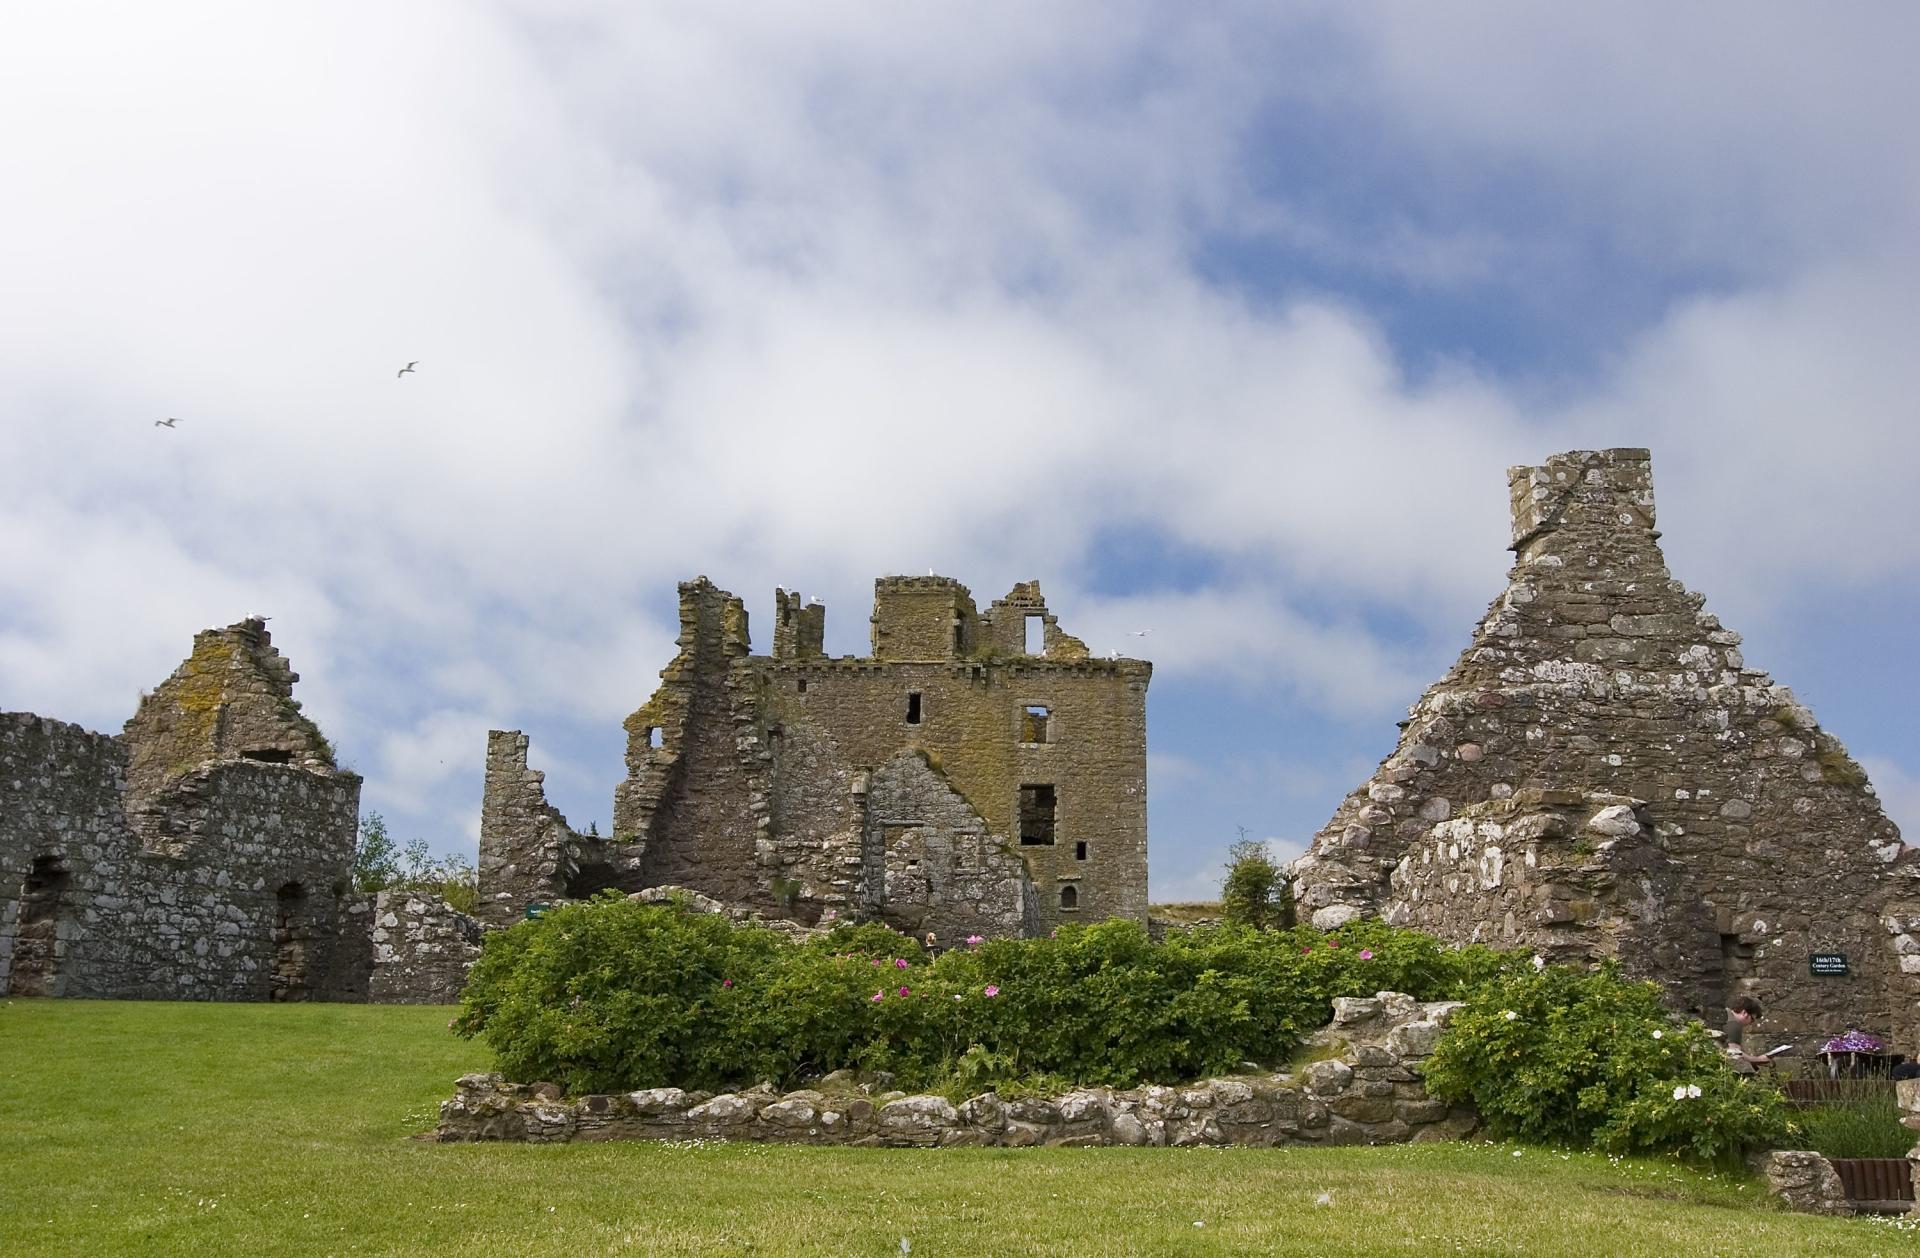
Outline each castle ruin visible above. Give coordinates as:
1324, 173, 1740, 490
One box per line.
1291, 449, 1920, 1048
0, 619, 365, 1000
478, 575, 1152, 939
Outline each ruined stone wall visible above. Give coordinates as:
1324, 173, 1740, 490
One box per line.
1, 619, 364, 1001
435, 991, 1473, 1148
477, 730, 588, 927
1292, 448, 1918, 1046
614, 580, 773, 908
864, 751, 1037, 939
0, 712, 361, 1001
1385, 791, 1718, 982
364, 891, 484, 1004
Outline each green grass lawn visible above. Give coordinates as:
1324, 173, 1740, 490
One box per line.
1, 1000, 1912, 1256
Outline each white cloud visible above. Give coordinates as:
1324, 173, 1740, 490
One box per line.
0, 4, 1912, 875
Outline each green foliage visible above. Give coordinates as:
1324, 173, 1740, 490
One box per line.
1794, 1081, 1912, 1159
1219, 838, 1292, 929
352, 812, 402, 891
455, 897, 1518, 1096
1422, 965, 1795, 1165
352, 812, 478, 913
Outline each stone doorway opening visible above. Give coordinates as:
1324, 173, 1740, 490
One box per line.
271, 881, 312, 1001
7, 855, 70, 997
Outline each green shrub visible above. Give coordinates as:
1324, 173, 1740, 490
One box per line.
1219, 839, 1292, 929
1422, 965, 1795, 1165
454, 896, 1518, 1096
1795, 1081, 1912, 1159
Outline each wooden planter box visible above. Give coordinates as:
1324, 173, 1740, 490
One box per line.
1829, 1158, 1914, 1214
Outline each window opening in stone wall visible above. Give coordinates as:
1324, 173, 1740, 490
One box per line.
7, 855, 70, 997
953, 618, 965, 653
1019, 784, 1056, 845
796, 677, 807, 694
1025, 614, 1046, 655
1075, 841, 1087, 861
1021, 705, 1050, 744
272, 882, 311, 1002
646, 726, 663, 749
906, 692, 922, 724
1059, 884, 1078, 910
241, 748, 292, 763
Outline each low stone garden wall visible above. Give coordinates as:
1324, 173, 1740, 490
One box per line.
435, 990, 1479, 1148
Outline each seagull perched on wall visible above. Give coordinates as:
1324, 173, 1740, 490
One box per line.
397, 361, 419, 378
154, 417, 180, 428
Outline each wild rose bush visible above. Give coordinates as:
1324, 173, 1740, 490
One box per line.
454, 894, 1515, 1095
1422, 965, 1795, 1164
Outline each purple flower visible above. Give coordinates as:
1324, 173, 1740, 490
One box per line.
898, 986, 911, 997
871, 990, 884, 1002
1328, 939, 1341, 949
894, 958, 909, 970
983, 985, 999, 997
1822, 1030, 1885, 1054
722, 978, 733, 988
1358, 949, 1374, 960
966, 935, 985, 946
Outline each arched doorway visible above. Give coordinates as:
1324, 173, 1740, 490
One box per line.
271, 881, 311, 1001
7, 856, 70, 997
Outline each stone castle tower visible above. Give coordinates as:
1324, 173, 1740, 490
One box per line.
480, 576, 1151, 939
1291, 449, 1919, 1047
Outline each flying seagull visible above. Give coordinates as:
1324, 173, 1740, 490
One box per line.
154, 418, 180, 428
397, 361, 419, 378
1129, 629, 1152, 637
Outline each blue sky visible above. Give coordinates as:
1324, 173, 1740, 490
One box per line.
2, 3, 1916, 900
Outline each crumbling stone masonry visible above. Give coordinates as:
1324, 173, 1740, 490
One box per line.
479, 576, 1150, 939
1292, 449, 1920, 1048
0, 620, 364, 1000
435, 991, 1473, 1148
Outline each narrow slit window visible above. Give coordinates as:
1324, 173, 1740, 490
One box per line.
646, 726, 663, 749
906, 692, 922, 724
1024, 614, 1046, 655
1075, 841, 1087, 861
1059, 884, 1078, 910
1019, 784, 1056, 845
1021, 705, 1050, 744
953, 619, 965, 653
796, 677, 807, 694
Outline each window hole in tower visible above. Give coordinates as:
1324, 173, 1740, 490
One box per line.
1019, 784, 1056, 845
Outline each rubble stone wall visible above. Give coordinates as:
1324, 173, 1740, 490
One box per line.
363, 890, 484, 1004
1293, 449, 1919, 1047
436, 991, 1475, 1149
0, 619, 364, 1001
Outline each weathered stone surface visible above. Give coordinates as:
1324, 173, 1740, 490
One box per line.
434, 991, 1471, 1151
1292, 450, 1918, 1048
0, 620, 364, 1002
479, 576, 1149, 940
1751, 1150, 1849, 1216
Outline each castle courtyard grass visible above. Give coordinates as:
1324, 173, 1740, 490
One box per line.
1, 1001, 1911, 1256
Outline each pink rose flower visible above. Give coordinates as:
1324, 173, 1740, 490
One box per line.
983, 985, 999, 997
1358, 950, 1373, 961
966, 935, 985, 946
722, 978, 733, 988
898, 986, 911, 997
894, 958, 909, 970
871, 990, 884, 1002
